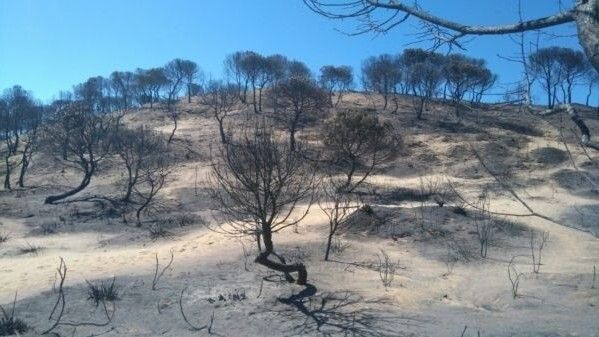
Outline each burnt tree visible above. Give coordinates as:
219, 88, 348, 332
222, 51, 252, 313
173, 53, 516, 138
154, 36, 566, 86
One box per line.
208, 124, 317, 285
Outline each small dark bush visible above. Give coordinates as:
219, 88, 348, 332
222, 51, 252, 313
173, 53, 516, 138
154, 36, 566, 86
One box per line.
0, 296, 29, 336
86, 277, 120, 307
382, 188, 429, 203
40, 222, 59, 235
0, 232, 9, 245
206, 289, 247, 304
148, 224, 174, 240
361, 204, 374, 215
18, 242, 42, 255
453, 206, 468, 216
175, 212, 203, 227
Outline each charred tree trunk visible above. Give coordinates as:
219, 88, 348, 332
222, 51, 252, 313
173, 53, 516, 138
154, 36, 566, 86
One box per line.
168, 114, 178, 144
324, 227, 335, 261
382, 94, 388, 110
217, 117, 227, 144
254, 229, 308, 285
44, 164, 95, 204
17, 143, 32, 188
3, 155, 11, 190
417, 97, 426, 120
123, 165, 138, 203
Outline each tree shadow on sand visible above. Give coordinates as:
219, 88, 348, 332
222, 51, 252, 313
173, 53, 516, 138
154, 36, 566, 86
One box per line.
261, 284, 420, 337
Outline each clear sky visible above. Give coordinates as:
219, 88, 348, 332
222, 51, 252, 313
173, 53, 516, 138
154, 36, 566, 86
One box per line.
0, 0, 592, 104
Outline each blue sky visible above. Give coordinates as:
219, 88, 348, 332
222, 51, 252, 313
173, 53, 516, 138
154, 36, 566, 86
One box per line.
0, 0, 592, 104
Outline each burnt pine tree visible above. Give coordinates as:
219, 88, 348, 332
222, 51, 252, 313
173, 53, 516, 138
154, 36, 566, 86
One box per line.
319, 65, 354, 107
114, 126, 165, 203
200, 80, 239, 144
44, 103, 114, 204
322, 109, 399, 192
208, 123, 317, 285
17, 104, 43, 188
273, 76, 328, 152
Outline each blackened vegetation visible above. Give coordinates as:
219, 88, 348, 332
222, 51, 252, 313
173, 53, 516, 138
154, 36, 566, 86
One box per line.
208, 123, 317, 285
0, 294, 28, 336
86, 277, 120, 307
43, 103, 115, 204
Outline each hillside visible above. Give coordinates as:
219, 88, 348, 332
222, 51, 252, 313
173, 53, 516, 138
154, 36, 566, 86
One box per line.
1, 94, 598, 337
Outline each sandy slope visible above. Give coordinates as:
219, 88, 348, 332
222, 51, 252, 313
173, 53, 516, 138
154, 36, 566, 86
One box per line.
1, 95, 598, 337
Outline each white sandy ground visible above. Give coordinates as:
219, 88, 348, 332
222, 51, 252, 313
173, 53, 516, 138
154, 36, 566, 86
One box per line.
1, 94, 598, 337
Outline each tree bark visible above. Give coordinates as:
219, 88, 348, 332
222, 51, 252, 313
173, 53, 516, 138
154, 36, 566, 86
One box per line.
575, 0, 599, 72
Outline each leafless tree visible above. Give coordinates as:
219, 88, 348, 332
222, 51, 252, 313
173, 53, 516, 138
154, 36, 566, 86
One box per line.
43, 103, 114, 204
319, 177, 361, 261
208, 123, 318, 285
133, 153, 173, 226
303, 0, 599, 73
273, 76, 328, 151
321, 109, 399, 193
200, 80, 239, 144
